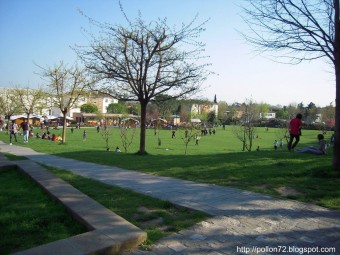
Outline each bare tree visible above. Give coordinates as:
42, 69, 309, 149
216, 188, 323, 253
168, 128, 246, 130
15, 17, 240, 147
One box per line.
39, 62, 90, 143
75, 9, 211, 154
100, 118, 114, 151
181, 124, 201, 155
232, 101, 258, 152
119, 121, 137, 153
14, 86, 45, 123
241, 0, 340, 170
275, 121, 290, 145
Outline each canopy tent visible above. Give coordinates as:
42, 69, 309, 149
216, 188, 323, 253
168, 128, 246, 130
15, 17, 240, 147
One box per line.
190, 118, 201, 123
44, 115, 73, 120
151, 118, 167, 123
121, 118, 139, 127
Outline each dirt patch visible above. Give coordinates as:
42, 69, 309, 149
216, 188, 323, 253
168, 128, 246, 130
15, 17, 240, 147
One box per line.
275, 186, 304, 197
254, 184, 270, 189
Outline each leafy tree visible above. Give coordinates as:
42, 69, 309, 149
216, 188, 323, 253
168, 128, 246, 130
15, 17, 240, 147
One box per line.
217, 101, 227, 120
298, 102, 305, 111
153, 94, 179, 118
286, 104, 300, 120
241, 0, 340, 170
126, 103, 140, 116
80, 103, 98, 113
75, 9, 211, 154
321, 102, 336, 129
276, 107, 289, 119
305, 102, 318, 124
257, 102, 270, 118
106, 102, 127, 114
207, 111, 216, 123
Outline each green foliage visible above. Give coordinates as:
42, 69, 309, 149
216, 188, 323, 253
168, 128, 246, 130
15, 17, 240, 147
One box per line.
0, 168, 86, 254
46, 166, 207, 247
80, 103, 98, 113
106, 103, 127, 114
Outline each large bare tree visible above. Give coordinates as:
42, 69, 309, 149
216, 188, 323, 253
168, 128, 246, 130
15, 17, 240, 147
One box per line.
75, 11, 211, 154
39, 62, 90, 143
241, 0, 340, 171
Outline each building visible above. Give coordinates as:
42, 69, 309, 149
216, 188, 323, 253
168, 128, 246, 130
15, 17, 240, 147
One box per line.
88, 94, 118, 114
191, 103, 218, 118
260, 112, 276, 119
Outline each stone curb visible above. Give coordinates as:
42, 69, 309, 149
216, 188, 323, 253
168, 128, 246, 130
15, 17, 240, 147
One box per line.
0, 156, 147, 255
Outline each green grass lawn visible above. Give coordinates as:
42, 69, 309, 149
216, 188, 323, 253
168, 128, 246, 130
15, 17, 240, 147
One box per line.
0, 160, 207, 253
0, 168, 87, 254
45, 166, 207, 249
0, 125, 339, 209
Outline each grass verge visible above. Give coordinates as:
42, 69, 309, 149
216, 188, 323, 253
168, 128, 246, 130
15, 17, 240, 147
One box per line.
45, 165, 208, 250
0, 167, 87, 254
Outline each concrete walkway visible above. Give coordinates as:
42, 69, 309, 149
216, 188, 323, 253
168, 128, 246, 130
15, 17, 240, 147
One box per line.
1, 141, 339, 255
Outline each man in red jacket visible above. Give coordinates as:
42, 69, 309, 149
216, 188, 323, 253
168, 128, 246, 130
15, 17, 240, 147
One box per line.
288, 113, 303, 151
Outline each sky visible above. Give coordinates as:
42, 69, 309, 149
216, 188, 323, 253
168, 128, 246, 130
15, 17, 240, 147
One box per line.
0, 0, 335, 107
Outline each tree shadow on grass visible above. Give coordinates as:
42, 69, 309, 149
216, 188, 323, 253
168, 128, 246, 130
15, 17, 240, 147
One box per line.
31, 148, 340, 210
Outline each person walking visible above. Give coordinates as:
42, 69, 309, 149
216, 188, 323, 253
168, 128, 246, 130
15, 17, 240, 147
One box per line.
287, 113, 303, 151
273, 140, 278, 150
279, 139, 284, 149
83, 130, 87, 141
21, 119, 29, 143
171, 130, 176, 138
9, 120, 18, 145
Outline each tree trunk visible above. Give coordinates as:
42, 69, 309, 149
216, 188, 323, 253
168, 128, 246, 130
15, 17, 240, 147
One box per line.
62, 112, 68, 144
333, 0, 340, 172
26, 113, 30, 125
334, 66, 340, 172
138, 101, 147, 155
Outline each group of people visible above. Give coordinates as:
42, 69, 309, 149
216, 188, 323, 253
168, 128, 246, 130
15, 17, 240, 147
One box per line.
9, 119, 30, 145
8, 119, 64, 144
287, 113, 328, 155
258, 113, 330, 155
273, 139, 284, 150
6, 115, 333, 155
36, 132, 62, 142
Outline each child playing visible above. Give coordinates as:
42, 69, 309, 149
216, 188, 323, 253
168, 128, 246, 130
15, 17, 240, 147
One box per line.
273, 140, 278, 150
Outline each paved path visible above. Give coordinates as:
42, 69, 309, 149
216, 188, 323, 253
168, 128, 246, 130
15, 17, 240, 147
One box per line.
1, 141, 339, 255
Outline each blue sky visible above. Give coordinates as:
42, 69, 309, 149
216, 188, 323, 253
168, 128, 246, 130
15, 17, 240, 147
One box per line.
0, 0, 335, 107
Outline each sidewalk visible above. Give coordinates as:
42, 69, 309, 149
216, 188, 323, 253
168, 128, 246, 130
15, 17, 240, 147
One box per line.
1, 141, 339, 255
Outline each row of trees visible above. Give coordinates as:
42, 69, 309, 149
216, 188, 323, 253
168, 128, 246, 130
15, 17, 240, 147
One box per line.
1, 83, 334, 149
80, 97, 335, 128
0, 62, 91, 143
